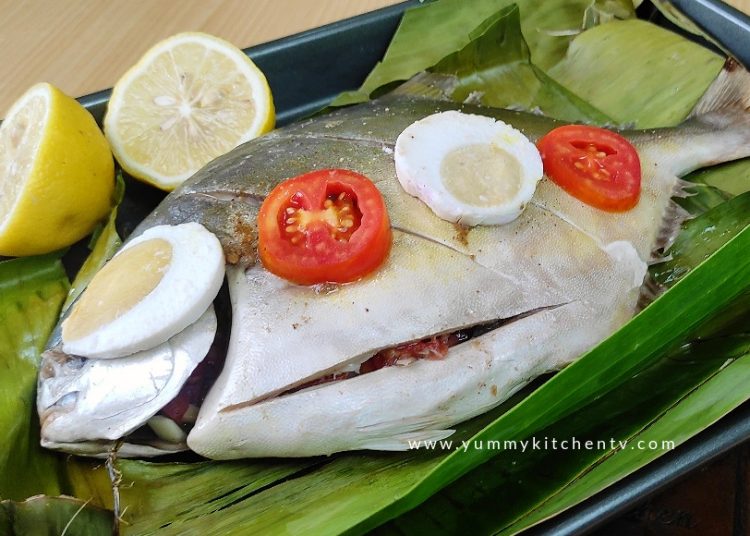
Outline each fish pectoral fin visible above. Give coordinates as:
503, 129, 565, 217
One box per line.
355, 412, 456, 451
357, 429, 456, 451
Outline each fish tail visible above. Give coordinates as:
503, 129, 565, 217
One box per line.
689, 57, 750, 121
644, 58, 750, 305
675, 56, 750, 205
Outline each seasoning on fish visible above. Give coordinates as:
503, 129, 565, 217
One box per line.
38, 60, 750, 458
257, 169, 392, 285
62, 222, 225, 359
394, 110, 543, 226
537, 125, 641, 211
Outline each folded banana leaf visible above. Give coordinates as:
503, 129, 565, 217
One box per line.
0, 496, 112, 536
0, 255, 69, 501
3, 0, 750, 534
547, 19, 722, 128
427, 5, 610, 122
331, 0, 635, 106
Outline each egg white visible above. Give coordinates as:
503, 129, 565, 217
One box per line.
394, 110, 543, 225
62, 222, 225, 359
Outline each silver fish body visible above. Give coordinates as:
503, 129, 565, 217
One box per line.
39, 64, 750, 458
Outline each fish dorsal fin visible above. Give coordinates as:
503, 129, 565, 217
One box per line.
689, 57, 750, 118
389, 71, 460, 101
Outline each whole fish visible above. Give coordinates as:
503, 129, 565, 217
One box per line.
39, 61, 750, 458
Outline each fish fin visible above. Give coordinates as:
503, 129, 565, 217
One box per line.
637, 273, 664, 311
356, 412, 456, 450
653, 200, 692, 256
642, 192, 692, 304
389, 71, 460, 101
358, 429, 456, 451
689, 57, 750, 119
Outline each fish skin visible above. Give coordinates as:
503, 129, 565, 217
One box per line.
38, 63, 750, 458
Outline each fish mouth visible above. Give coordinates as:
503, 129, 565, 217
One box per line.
220, 302, 568, 413
38, 289, 230, 454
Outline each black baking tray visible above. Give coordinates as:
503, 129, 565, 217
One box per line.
73, 1, 750, 533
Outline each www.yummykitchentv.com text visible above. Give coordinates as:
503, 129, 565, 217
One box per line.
408, 437, 676, 453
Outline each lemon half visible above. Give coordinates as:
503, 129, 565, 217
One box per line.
104, 32, 275, 191
0, 83, 114, 256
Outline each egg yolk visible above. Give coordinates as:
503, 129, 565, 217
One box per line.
63, 238, 173, 342
440, 143, 522, 207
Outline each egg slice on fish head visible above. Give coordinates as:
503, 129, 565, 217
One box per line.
62, 222, 225, 359
39, 222, 226, 452
394, 110, 543, 225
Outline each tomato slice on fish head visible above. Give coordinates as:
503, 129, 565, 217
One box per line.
258, 168, 392, 285
536, 125, 641, 211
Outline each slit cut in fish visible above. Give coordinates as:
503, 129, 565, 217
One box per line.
273, 302, 570, 400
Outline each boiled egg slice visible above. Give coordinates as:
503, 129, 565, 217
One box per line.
394, 110, 543, 225
62, 222, 224, 359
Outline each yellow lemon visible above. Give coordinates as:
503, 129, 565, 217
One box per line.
104, 32, 275, 191
0, 83, 115, 256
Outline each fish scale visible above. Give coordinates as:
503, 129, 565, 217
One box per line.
38, 62, 750, 458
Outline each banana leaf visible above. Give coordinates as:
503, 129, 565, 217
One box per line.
427, 5, 611, 122
331, 0, 635, 106
547, 19, 723, 128
0, 496, 112, 536
91, 8, 750, 535
652, 193, 750, 287
0, 255, 69, 501
0, 180, 124, 509
380, 331, 750, 535
499, 336, 750, 534
372, 12, 750, 532
686, 159, 750, 197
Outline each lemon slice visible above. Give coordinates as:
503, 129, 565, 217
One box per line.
0, 83, 114, 256
104, 32, 275, 191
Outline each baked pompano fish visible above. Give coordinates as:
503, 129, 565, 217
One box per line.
39, 61, 750, 458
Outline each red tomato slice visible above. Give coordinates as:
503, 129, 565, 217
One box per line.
536, 125, 641, 212
258, 169, 392, 285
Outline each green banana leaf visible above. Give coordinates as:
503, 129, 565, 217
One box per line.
0, 178, 125, 512
331, 0, 635, 106
374, 12, 750, 532
102, 6, 750, 535
428, 5, 611, 122
0, 255, 69, 501
377, 333, 750, 535
686, 159, 750, 197
403, 334, 750, 534
4, 0, 750, 533
547, 19, 723, 128
499, 335, 750, 534
652, 193, 750, 287
0, 496, 112, 536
